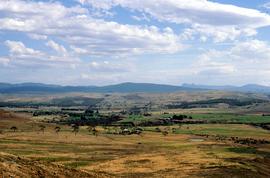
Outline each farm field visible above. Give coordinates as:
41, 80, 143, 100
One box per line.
1, 91, 270, 177
1, 109, 270, 177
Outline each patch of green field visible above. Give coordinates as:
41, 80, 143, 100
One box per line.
171, 124, 270, 139
0, 139, 59, 146
226, 147, 270, 158
188, 113, 270, 123
158, 142, 195, 150
63, 161, 90, 168
7, 149, 46, 156
227, 147, 257, 154
119, 115, 155, 124
33, 156, 74, 162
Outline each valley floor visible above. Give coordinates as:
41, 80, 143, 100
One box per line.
0, 128, 270, 178
1, 110, 270, 177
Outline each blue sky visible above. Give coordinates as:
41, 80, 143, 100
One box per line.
1, 0, 270, 86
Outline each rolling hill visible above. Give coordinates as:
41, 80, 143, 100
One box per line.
1, 82, 270, 94
0, 82, 200, 94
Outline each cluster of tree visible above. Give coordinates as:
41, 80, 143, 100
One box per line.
196, 133, 270, 145
251, 123, 270, 131
134, 115, 193, 127
167, 98, 267, 109
33, 110, 63, 116
59, 109, 122, 127
6, 124, 146, 137
171, 114, 192, 120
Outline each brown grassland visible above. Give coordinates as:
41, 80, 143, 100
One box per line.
0, 110, 270, 178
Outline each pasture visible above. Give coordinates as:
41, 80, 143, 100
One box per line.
0, 111, 270, 177
1, 91, 270, 177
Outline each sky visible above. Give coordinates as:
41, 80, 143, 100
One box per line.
1, 0, 270, 86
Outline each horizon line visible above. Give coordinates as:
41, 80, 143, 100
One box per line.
1, 82, 270, 88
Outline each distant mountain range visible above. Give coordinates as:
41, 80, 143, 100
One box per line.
0, 82, 199, 94
1, 82, 270, 94
182, 84, 270, 93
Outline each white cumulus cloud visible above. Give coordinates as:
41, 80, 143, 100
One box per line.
0, 0, 184, 57
5, 40, 43, 56
79, 0, 270, 42
46, 40, 67, 54
4, 40, 79, 68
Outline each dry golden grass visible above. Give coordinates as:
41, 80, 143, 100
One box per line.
1, 129, 269, 177
1, 110, 270, 177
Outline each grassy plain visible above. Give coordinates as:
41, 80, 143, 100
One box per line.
0, 110, 270, 177
1, 91, 270, 177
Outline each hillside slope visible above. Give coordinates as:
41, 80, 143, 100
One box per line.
0, 152, 98, 178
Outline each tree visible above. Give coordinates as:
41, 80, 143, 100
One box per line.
55, 126, 61, 134
92, 127, 98, 137
162, 131, 168, 136
39, 125, 46, 134
10, 126, 18, 132
71, 125, 79, 135
135, 128, 143, 136
87, 126, 93, 133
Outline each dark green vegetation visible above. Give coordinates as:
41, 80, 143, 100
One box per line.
180, 113, 270, 124
167, 98, 267, 109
